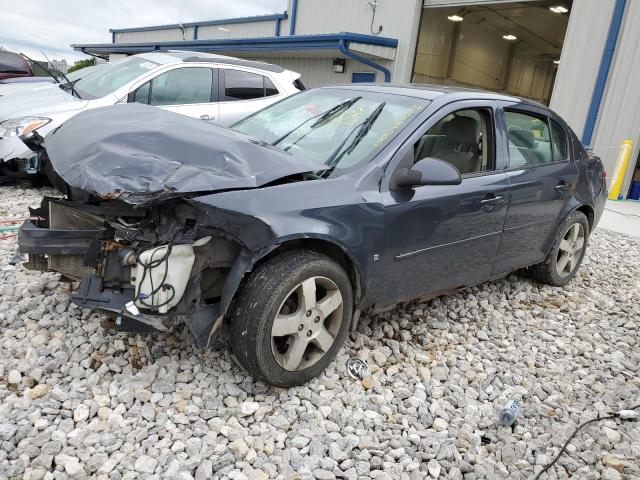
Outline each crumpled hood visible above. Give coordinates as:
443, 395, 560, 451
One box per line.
45, 103, 325, 205
0, 85, 86, 121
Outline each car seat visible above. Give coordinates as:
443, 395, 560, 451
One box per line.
508, 129, 543, 165
431, 116, 482, 174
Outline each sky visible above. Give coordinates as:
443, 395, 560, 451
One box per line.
0, 0, 286, 65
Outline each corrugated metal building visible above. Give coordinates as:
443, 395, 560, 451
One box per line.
74, 0, 640, 198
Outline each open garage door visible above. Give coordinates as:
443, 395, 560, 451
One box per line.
412, 0, 572, 104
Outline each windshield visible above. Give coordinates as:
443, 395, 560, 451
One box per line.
74, 56, 159, 99
66, 64, 100, 82
232, 89, 428, 175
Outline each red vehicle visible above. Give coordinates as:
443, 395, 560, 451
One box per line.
0, 51, 35, 81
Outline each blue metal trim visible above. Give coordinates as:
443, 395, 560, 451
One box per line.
109, 13, 288, 34
111, 31, 115, 43
73, 32, 399, 52
352, 72, 376, 83
290, 0, 298, 36
339, 39, 391, 82
193, 25, 198, 40
582, 0, 627, 145
275, 18, 282, 36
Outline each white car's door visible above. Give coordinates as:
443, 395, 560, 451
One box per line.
217, 68, 284, 126
129, 66, 219, 123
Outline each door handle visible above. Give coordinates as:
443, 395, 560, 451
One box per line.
200, 115, 215, 121
555, 182, 570, 193
480, 194, 504, 211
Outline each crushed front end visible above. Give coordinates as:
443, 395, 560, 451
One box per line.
17, 103, 326, 348
19, 196, 243, 347
0, 130, 47, 178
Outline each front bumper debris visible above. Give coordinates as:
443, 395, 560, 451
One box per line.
0, 136, 41, 175
19, 219, 107, 256
0, 136, 33, 162
19, 199, 109, 280
72, 275, 168, 332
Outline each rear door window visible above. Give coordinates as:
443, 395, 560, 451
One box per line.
264, 77, 279, 97
504, 110, 553, 168
549, 119, 568, 161
222, 69, 278, 101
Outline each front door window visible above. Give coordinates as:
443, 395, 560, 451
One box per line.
132, 67, 213, 106
413, 108, 494, 174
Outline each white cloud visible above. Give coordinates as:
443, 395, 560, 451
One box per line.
0, 0, 287, 65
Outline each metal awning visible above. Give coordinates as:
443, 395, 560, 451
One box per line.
72, 32, 397, 60
72, 32, 398, 82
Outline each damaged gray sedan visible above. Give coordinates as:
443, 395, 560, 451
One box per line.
18, 85, 606, 386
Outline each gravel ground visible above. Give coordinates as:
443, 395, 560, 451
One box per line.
1, 185, 639, 480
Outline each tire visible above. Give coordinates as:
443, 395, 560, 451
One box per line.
529, 210, 589, 287
230, 249, 353, 387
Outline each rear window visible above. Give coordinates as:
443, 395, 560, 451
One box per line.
550, 119, 568, 161
505, 110, 553, 167
222, 69, 279, 101
571, 130, 588, 161
0, 52, 30, 74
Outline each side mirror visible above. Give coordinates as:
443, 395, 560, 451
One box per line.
391, 157, 462, 190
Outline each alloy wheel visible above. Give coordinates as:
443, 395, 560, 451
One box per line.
271, 276, 343, 371
556, 223, 585, 278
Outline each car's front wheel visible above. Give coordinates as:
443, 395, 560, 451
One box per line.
529, 210, 589, 286
230, 250, 353, 387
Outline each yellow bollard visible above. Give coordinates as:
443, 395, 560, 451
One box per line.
608, 140, 634, 200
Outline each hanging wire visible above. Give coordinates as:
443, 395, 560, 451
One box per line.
368, 1, 383, 35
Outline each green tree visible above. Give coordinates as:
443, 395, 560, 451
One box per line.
68, 58, 96, 73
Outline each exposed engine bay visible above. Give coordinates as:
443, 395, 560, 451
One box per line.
19, 196, 245, 348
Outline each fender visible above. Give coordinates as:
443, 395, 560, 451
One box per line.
248, 232, 366, 300
542, 199, 595, 257
226, 233, 365, 318
188, 233, 366, 350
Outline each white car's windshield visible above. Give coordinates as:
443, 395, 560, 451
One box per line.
74, 56, 159, 100
232, 89, 428, 176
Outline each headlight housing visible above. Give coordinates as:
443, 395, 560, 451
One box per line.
0, 117, 51, 139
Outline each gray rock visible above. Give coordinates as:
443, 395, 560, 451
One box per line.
8, 369, 21, 384
427, 459, 441, 478
229, 439, 249, 458
290, 435, 311, 449
0, 423, 18, 441
602, 468, 622, 480
134, 455, 157, 474
313, 469, 336, 480
195, 459, 213, 480
239, 401, 260, 417
73, 404, 89, 423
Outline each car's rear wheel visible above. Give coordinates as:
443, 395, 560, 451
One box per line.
230, 250, 353, 387
529, 210, 589, 287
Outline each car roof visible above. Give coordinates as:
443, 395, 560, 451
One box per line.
327, 83, 548, 109
136, 50, 285, 73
